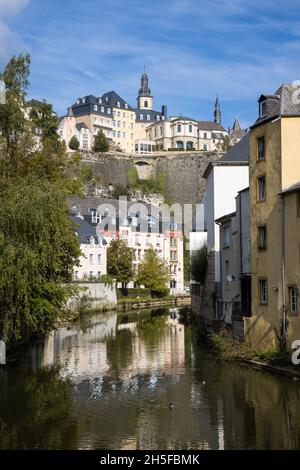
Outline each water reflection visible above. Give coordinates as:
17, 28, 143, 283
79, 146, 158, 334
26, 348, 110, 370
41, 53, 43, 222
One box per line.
0, 307, 300, 449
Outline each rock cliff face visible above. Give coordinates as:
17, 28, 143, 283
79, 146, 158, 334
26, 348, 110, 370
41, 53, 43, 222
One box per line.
80, 150, 222, 205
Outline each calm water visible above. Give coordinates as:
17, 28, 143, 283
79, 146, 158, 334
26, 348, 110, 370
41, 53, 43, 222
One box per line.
1, 308, 300, 450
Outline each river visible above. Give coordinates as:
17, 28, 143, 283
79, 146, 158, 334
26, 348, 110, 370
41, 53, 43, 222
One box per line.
0, 307, 300, 450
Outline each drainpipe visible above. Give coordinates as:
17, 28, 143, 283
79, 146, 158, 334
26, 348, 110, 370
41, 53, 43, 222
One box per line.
216, 221, 223, 320
280, 194, 287, 350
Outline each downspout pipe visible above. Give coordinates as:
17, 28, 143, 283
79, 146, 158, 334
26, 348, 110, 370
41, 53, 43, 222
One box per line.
280, 194, 287, 350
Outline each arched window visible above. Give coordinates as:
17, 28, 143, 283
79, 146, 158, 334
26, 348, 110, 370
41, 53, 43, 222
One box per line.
94, 105, 97, 111
187, 141, 194, 149
177, 123, 182, 133
147, 114, 150, 121
156, 115, 160, 121
107, 108, 111, 114
117, 101, 120, 108
140, 114, 144, 120
189, 124, 193, 132
125, 103, 128, 109
177, 141, 184, 149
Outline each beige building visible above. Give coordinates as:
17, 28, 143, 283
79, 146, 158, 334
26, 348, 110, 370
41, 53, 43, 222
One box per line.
248, 83, 300, 351
58, 107, 93, 151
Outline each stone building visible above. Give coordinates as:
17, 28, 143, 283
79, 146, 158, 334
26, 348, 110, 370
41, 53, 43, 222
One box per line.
247, 83, 300, 351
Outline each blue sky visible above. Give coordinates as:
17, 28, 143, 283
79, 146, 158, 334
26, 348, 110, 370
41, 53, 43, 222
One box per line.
1, 0, 300, 128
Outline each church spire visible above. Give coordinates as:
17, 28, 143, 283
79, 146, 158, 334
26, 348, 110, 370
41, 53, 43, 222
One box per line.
214, 95, 221, 125
138, 68, 152, 97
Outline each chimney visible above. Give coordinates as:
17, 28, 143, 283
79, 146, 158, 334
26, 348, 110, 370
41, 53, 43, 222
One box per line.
161, 105, 168, 118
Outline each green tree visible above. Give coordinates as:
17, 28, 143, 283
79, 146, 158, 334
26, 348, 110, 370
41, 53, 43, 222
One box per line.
0, 178, 81, 342
93, 129, 109, 153
107, 239, 134, 285
136, 248, 170, 297
190, 244, 208, 284
29, 99, 58, 140
0, 53, 32, 175
68, 135, 80, 151
0, 54, 83, 343
217, 135, 232, 152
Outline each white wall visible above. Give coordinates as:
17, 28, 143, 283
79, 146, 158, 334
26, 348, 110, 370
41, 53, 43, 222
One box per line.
204, 165, 249, 283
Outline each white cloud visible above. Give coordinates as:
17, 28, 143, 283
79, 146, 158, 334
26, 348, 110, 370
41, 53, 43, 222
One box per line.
0, 0, 29, 61
0, 0, 29, 17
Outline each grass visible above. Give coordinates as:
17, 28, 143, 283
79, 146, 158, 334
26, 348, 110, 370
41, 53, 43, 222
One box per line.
208, 330, 291, 367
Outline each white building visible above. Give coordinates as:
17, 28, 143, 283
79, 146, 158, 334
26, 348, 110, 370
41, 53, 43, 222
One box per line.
216, 187, 251, 326
71, 215, 107, 280
58, 107, 93, 151
201, 135, 249, 316
69, 197, 185, 294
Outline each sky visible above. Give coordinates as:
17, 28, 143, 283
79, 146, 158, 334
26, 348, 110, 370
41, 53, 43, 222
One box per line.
2, 0, 300, 128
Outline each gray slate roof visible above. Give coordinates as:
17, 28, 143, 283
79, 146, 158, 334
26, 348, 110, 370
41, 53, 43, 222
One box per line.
135, 108, 163, 122
253, 83, 300, 128
220, 134, 249, 162
198, 121, 226, 132
101, 90, 133, 111
70, 215, 106, 244
280, 181, 300, 195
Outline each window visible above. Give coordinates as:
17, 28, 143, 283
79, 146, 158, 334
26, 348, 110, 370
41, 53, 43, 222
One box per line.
223, 226, 230, 247
101, 106, 104, 113
94, 105, 97, 111
117, 131, 121, 138
98, 254, 102, 264
98, 98, 102, 104
156, 115, 160, 121
289, 286, 298, 314
146, 114, 150, 121
74, 271, 79, 280
257, 136, 265, 161
260, 101, 267, 118
258, 175, 266, 201
140, 114, 144, 120
125, 103, 128, 109
203, 144, 208, 150
176, 141, 184, 149
144, 101, 148, 108
123, 121, 126, 128
259, 279, 268, 305
204, 132, 207, 139
258, 225, 267, 250
89, 254, 94, 264
177, 123, 182, 133
107, 108, 111, 114
189, 124, 193, 132
117, 121, 120, 127
117, 101, 120, 108
154, 128, 157, 137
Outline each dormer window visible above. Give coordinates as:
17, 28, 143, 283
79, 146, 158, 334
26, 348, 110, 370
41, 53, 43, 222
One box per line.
94, 105, 97, 111
101, 106, 104, 112
82, 98, 86, 104
77, 99, 81, 104
140, 114, 144, 120
98, 98, 102, 104
107, 108, 111, 114
117, 101, 120, 108
125, 103, 128, 109
105, 96, 108, 102
156, 115, 160, 121
260, 100, 267, 118
162, 116, 165, 120
146, 114, 150, 121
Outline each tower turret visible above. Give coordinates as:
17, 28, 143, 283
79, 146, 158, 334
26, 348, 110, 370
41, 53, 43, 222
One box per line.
214, 96, 221, 125
137, 68, 153, 110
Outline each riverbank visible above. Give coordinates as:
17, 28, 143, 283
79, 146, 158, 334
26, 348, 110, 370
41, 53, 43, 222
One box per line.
207, 329, 300, 379
116, 295, 191, 311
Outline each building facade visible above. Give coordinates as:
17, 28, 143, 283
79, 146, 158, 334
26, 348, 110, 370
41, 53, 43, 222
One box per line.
71, 215, 107, 280
248, 84, 300, 351
69, 196, 185, 294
